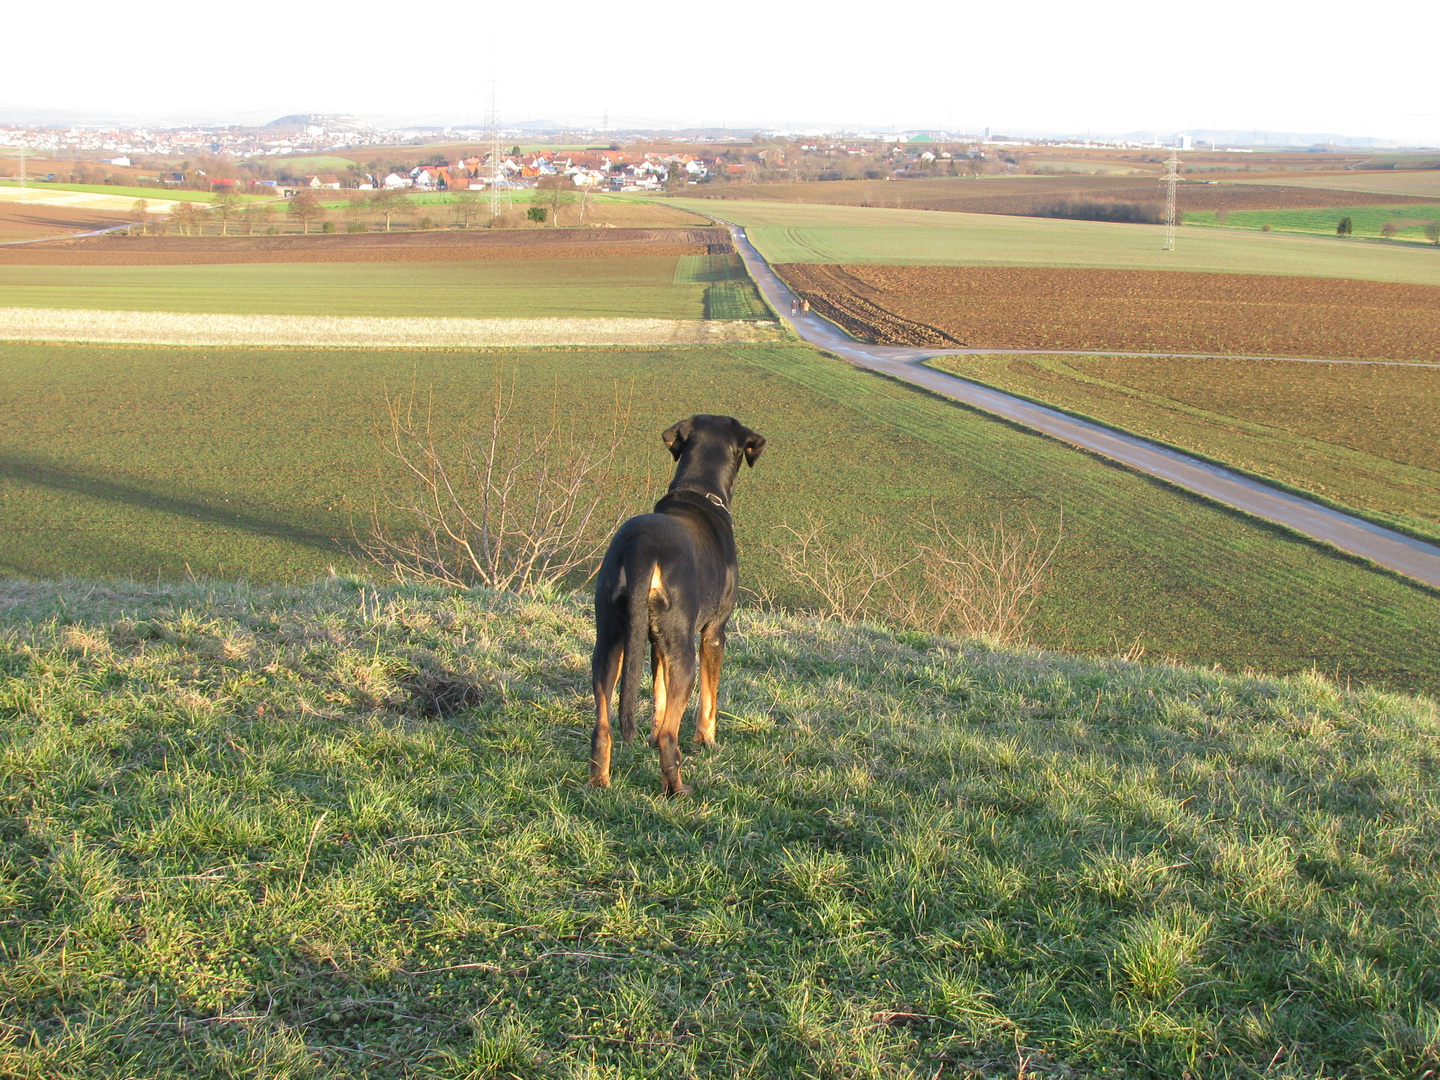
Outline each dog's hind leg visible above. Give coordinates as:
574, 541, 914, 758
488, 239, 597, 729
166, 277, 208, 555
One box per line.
589, 640, 624, 788
695, 624, 725, 747
655, 639, 696, 797
648, 643, 666, 748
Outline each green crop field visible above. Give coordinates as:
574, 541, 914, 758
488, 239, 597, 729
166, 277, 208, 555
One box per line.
1187, 204, 1440, 242
2, 578, 1437, 1078
675, 254, 772, 318
664, 198, 1440, 285
1, 342, 1437, 694
0, 257, 708, 320
928, 354, 1440, 545
0, 180, 238, 204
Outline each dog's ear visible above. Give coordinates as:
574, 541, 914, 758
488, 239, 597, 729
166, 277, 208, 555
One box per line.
742, 428, 766, 468
661, 418, 694, 461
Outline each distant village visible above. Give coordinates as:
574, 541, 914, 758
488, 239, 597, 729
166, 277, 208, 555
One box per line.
341, 150, 715, 194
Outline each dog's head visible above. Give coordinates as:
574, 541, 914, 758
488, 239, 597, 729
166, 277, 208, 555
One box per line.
661, 415, 765, 501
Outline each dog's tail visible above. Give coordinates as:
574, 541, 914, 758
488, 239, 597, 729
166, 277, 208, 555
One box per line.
615, 551, 658, 745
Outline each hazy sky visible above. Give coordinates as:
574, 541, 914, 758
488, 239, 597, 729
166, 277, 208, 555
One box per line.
7, 0, 1438, 143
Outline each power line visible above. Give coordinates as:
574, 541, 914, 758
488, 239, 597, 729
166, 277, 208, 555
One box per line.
486, 72, 512, 222
1162, 147, 1179, 251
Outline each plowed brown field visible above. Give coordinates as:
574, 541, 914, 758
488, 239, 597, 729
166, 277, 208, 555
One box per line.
0, 203, 130, 241
693, 176, 1440, 215
0, 227, 733, 266
777, 264, 1440, 360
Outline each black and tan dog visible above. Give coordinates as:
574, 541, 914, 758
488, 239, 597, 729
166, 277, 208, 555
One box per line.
590, 415, 765, 795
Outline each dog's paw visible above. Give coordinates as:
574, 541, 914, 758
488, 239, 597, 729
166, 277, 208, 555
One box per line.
646, 732, 660, 748
667, 783, 693, 799
589, 773, 611, 789
693, 734, 716, 748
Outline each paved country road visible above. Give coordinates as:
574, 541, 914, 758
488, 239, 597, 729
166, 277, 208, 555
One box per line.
724, 223, 1440, 591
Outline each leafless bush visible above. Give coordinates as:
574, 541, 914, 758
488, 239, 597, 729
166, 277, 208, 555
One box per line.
775, 510, 1061, 645
903, 510, 1062, 644
776, 516, 918, 623
362, 377, 637, 593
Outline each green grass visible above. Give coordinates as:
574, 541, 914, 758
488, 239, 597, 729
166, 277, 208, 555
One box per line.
927, 353, 1440, 546
1, 577, 1437, 1078
703, 281, 772, 320
1187, 205, 1440, 242
0, 181, 235, 204
663, 198, 1440, 286
0, 257, 705, 319
673, 253, 750, 284
675, 255, 773, 319
1, 342, 1438, 694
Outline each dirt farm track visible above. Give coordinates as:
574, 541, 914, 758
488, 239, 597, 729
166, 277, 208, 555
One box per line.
777, 264, 1440, 361
0, 227, 734, 266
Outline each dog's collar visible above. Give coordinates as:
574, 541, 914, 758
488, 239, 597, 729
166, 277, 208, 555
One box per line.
705, 491, 731, 515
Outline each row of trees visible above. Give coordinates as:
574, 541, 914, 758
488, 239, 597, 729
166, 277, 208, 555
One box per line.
1337, 215, 1440, 243
127, 187, 600, 237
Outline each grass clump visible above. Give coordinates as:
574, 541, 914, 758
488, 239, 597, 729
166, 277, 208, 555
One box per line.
1, 577, 1438, 1078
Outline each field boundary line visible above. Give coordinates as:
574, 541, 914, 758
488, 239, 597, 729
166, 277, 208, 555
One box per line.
721, 220, 1440, 590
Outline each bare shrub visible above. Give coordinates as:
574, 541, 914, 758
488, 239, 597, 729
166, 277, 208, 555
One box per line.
362, 377, 636, 593
901, 511, 1062, 644
775, 510, 1061, 645
776, 516, 918, 623
1030, 198, 1165, 225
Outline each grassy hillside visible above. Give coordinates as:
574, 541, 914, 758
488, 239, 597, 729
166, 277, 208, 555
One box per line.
2, 342, 1438, 694
1, 578, 1436, 1078
661, 199, 1440, 286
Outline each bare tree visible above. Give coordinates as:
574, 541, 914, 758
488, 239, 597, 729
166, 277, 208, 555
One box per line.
245, 203, 276, 235
536, 174, 575, 225
129, 199, 149, 236
451, 190, 483, 229
370, 189, 409, 232
775, 509, 1061, 645
214, 191, 244, 236
170, 201, 202, 236
288, 190, 326, 235
776, 516, 917, 623
363, 378, 638, 593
